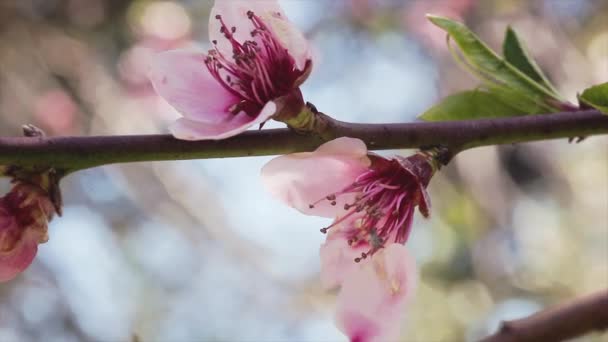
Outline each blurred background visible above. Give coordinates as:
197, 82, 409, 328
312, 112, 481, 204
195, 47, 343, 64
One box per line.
0, 0, 606, 341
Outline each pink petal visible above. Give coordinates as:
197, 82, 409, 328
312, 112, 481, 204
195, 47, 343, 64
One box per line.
209, 0, 311, 71
261, 138, 370, 217
261, 12, 312, 71
170, 101, 277, 140
320, 232, 365, 289
0, 206, 39, 282
0, 240, 38, 282
316, 137, 369, 158
209, 0, 284, 58
335, 244, 418, 342
338, 311, 382, 342
147, 49, 239, 123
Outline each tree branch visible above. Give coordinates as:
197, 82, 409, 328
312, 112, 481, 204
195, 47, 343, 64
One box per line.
481, 290, 608, 342
0, 109, 606, 171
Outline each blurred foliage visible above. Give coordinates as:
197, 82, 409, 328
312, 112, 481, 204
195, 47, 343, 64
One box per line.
0, 0, 606, 341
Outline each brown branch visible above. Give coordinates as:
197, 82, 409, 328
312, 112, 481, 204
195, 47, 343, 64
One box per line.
0, 109, 606, 171
481, 290, 608, 342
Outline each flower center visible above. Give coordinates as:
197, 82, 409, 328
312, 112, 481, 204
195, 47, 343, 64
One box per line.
205, 11, 303, 117
311, 157, 432, 262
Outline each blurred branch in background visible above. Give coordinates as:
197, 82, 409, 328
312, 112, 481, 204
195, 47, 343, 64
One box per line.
481, 289, 608, 342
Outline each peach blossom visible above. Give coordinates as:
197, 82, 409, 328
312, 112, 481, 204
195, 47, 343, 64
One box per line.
262, 137, 438, 341
262, 137, 434, 251
148, 0, 312, 140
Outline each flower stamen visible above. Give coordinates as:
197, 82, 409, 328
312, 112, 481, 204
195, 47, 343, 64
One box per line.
310, 155, 435, 260
205, 12, 305, 117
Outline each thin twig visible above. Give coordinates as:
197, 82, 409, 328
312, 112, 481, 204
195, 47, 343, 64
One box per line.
0, 109, 606, 171
481, 290, 608, 342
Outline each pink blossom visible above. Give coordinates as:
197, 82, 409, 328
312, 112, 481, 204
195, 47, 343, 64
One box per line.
262, 137, 436, 253
262, 137, 439, 341
0, 183, 55, 282
148, 0, 312, 140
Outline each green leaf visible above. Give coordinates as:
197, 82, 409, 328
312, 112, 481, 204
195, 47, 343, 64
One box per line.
419, 89, 545, 121
579, 82, 608, 113
502, 26, 560, 97
426, 15, 561, 103
485, 84, 555, 114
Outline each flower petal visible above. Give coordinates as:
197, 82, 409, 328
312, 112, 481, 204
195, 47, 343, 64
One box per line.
0, 206, 38, 282
262, 12, 311, 71
148, 49, 239, 123
209, 0, 311, 71
319, 226, 368, 289
316, 137, 369, 158
0, 240, 38, 282
335, 244, 418, 342
170, 101, 276, 140
261, 138, 370, 217
209, 0, 283, 58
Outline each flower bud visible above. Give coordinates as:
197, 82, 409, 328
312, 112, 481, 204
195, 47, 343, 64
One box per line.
0, 182, 55, 281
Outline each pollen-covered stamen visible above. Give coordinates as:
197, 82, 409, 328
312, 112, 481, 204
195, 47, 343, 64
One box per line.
319, 208, 359, 234
312, 156, 434, 259
205, 12, 304, 117
353, 229, 385, 263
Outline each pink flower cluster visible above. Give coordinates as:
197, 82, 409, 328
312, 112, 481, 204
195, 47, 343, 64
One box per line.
147, 1, 437, 340
262, 137, 437, 341
2, 3, 436, 340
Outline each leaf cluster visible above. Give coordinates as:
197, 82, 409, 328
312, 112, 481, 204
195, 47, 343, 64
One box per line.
420, 16, 608, 121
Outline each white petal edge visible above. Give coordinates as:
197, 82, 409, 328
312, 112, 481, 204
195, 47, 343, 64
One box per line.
169, 101, 277, 141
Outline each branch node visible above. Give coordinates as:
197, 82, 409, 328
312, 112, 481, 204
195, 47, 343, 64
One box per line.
22, 124, 46, 138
